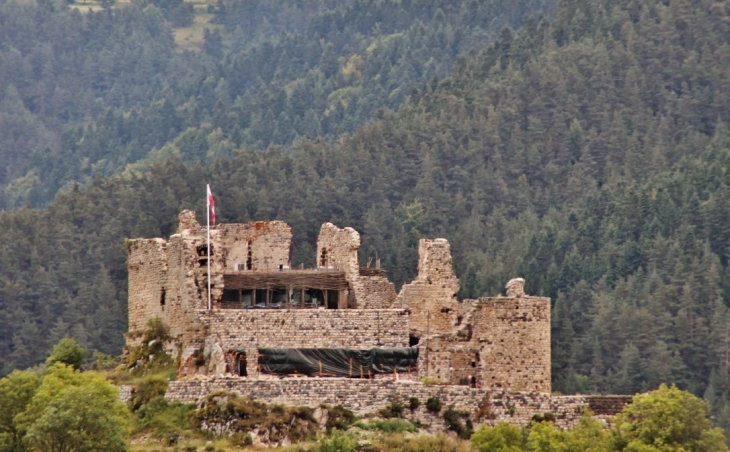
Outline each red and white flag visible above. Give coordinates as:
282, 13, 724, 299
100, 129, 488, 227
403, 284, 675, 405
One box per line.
207, 184, 216, 226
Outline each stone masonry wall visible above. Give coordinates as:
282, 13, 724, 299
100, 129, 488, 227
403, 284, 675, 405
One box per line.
165, 378, 597, 430
418, 337, 480, 385
165, 234, 208, 342
127, 238, 167, 334
316, 223, 397, 309
217, 221, 292, 272
471, 297, 551, 393
397, 239, 460, 337
197, 309, 409, 376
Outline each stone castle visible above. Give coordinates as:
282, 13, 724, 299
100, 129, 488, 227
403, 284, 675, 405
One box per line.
126, 211, 628, 429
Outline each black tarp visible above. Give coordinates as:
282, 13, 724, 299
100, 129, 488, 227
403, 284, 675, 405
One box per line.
258, 347, 418, 377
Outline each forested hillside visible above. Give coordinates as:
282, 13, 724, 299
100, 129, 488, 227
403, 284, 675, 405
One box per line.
3, 0, 730, 434
0, 0, 554, 207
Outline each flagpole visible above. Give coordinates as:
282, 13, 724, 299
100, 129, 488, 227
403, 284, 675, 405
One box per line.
207, 184, 212, 310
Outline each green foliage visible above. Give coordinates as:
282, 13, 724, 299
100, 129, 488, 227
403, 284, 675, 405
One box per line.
195, 392, 318, 443
91, 351, 118, 371
379, 400, 405, 419
408, 397, 420, 412
3, 0, 730, 442
426, 397, 443, 413
131, 375, 169, 412
614, 384, 729, 452
132, 395, 196, 443
0, 371, 41, 452
354, 419, 417, 433
12, 363, 131, 452
442, 407, 473, 439
317, 430, 358, 452
24, 385, 128, 452
125, 318, 174, 373
370, 432, 474, 452
323, 405, 355, 433
471, 421, 524, 452
522, 416, 615, 452
45, 337, 87, 370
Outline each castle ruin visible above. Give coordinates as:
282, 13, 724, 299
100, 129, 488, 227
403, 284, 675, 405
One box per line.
126, 211, 628, 429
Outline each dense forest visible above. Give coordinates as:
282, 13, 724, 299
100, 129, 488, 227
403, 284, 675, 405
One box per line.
3, 0, 730, 436
0, 0, 554, 207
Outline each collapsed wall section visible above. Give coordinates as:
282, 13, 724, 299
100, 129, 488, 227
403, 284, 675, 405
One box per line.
317, 223, 397, 308
397, 238, 460, 337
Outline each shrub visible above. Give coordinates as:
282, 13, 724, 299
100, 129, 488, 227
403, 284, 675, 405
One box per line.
131, 375, 169, 412
531, 412, 555, 423
408, 397, 420, 412
425, 397, 442, 413
471, 422, 524, 452
443, 407, 473, 439
318, 430, 358, 452
379, 400, 404, 418
324, 404, 355, 432
45, 338, 87, 370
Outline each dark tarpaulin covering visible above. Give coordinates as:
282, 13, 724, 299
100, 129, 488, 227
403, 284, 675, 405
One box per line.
258, 347, 418, 377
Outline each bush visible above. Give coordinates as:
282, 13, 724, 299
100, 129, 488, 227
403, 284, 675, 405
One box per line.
379, 400, 405, 418
613, 384, 728, 451
425, 397, 442, 413
471, 422, 524, 452
324, 405, 355, 432
45, 338, 87, 370
443, 407, 473, 439
372, 432, 473, 452
131, 375, 169, 411
318, 430, 358, 452
408, 397, 420, 412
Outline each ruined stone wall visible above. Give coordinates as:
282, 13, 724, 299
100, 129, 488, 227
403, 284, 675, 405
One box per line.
397, 239, 460, 337
165, 234, 208, 342
217, 221, 292, 272
197, 309, 410, 376
418, 336, 480, 385
358, 276, 398, 309
472, 297, 551, 393
316, 223, 397, 309
165, 378, 595, 429
127, 238, 167, 334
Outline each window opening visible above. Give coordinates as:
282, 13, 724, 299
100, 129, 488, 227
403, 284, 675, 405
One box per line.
235, 352, 247, 377
246, 241, 253, 270
320, 248, 328, 267
160, 289, 166, 307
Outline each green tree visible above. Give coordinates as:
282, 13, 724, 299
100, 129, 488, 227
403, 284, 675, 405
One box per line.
16, 363, 130, 452
45, 338, 87, 371
470, 421, 524, 452
613, 384, 728, 452
0, 371, 40, 452
24, 385, 128, 452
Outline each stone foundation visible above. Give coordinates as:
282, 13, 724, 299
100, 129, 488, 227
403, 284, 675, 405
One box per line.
165, 378, 630, 429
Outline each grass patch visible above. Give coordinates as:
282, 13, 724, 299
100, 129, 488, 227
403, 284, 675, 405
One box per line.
354, 419, 418, 433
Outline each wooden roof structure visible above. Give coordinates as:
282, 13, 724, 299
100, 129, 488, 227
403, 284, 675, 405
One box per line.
223, 269, 348, 291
